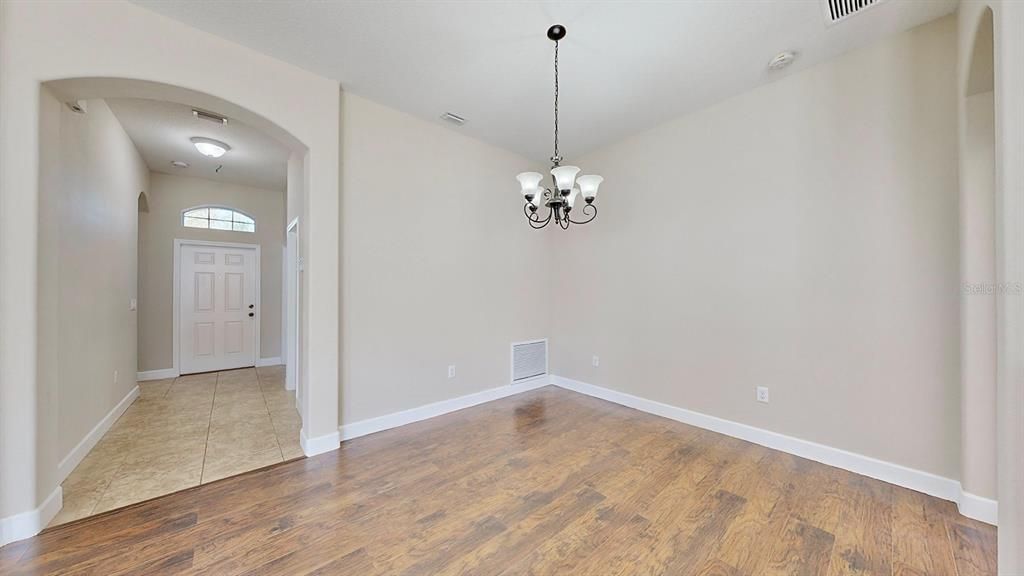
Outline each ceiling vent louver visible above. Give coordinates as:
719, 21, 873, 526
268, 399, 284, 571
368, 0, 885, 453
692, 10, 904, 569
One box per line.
825, 0, 885, 25
192, 108, 229, 126
440, 112, 466, 126
511, 339, 547, 384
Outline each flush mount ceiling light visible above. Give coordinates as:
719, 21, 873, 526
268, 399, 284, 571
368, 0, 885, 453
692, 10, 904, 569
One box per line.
170, 160, 189, 168
190, 136, 230, 158
767, 51, 797, 71
516, 24, 603, 230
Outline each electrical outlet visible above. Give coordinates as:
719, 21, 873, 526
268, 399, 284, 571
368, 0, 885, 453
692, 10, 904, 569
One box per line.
114, 370, 119, 385
129, 297, 137, 311
756, 386, 769, 403
592, 355, 600, 367
448, 365, 456, 379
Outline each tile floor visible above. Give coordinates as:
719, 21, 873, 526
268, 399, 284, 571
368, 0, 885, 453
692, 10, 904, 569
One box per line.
49, 365, 303, 527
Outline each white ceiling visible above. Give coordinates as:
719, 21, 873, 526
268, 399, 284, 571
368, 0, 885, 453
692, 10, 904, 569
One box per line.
133, 0, 957, 162
106, 98, 288, 190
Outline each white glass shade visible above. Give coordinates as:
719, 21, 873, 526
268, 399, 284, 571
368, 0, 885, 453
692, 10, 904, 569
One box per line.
577, 175, 603, 200
550, 165, 580, 191
516, 172, 544, 197
566, 187, 581, 209
191, 137, 230, 158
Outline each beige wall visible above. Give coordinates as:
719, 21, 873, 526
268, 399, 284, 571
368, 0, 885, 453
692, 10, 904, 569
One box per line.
339, 93, 550, 425
139, 172, 285, 371
550, 16, 961, 479
38, 91, 149, 462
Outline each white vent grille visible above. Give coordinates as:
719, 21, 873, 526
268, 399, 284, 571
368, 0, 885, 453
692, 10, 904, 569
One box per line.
511, 339, 547, 383
825, 0, 883, 24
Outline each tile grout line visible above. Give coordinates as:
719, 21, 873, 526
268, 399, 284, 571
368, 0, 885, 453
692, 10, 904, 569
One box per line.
198, 372, 218, 485
256, 366, 286, 461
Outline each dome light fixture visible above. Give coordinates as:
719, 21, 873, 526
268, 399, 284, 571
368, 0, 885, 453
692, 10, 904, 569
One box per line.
190, 136, 230, 158
516, 24, 603, 230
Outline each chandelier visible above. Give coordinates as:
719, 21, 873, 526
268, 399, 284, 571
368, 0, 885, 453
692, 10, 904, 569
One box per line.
516, 25, 603, 230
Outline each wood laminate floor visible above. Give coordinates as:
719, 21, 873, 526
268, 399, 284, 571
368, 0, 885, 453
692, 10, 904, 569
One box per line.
0, 386, 996, 575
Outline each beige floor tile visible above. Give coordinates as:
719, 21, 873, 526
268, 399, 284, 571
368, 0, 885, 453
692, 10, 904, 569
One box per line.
211, 400, 271, 423
279, 439, 305, 460
48, 493, 100, 527
256, 365, 285, 380
58, 366, 306, 523
93, 451, 204, 513
137, 379, 173, 399
215, 380, 262, 397
207, 425, 280, 457
201, 446, 283, 484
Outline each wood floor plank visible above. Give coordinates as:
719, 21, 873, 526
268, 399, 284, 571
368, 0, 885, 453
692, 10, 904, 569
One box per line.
826, 489, 893, 576
892, 486, 962, 576
947, 520, 998, 576
0, 386, 997, 575
763, 514, 836, 576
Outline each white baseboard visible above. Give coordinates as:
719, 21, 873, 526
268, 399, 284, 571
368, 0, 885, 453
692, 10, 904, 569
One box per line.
551, 375, 997, 526
257, 357, 282, 367
0, 486, 62, 547
137, 368, 177, 381
339, 376, 551, 441
300, 428, 340, 457
57, 385, 139, 484
958, 490, 998, 525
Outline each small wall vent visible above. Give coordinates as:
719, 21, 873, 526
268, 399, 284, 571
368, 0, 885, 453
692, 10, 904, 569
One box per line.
824, 0, 885, 25
511, 339, 547, 383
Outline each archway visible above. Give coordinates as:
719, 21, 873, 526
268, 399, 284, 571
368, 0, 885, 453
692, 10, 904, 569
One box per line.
37, 77, 310, 526
0, 2, 340, 545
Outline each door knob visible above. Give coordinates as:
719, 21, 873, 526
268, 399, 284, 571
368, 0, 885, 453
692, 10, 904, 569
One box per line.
248, 312, 255, 317
249, 304, 255, 309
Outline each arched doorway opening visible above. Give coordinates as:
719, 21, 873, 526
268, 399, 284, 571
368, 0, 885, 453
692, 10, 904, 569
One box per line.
37, 77, 310, 526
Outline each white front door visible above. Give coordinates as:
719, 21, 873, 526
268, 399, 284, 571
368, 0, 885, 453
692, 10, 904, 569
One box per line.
180, 243, 258, 374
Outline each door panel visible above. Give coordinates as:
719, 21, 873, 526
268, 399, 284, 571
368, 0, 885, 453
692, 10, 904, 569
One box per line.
180, 244, 257, 374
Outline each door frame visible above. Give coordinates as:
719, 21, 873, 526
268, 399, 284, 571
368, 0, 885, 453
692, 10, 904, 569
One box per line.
172, 238, 262, 376
285, 218, 300, 402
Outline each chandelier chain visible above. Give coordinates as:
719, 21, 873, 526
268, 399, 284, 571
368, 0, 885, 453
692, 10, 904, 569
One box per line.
553, 40, 559, 162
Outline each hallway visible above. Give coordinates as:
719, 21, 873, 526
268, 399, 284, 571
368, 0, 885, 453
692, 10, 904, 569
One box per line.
51, 365, 302, 526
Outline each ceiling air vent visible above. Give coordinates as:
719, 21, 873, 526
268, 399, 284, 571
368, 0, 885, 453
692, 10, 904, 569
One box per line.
192, 108, 228, 126
825, 0, 885, 25
440, 112, 466, 126
511, 339, 547, 384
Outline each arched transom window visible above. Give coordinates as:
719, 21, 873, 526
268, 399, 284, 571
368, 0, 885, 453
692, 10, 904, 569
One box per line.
182, 206, 255, 233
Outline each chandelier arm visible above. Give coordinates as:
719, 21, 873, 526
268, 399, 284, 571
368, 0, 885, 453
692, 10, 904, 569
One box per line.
529, 211, 553, 229
524, 203, 553, 229
567, 203, 597, 225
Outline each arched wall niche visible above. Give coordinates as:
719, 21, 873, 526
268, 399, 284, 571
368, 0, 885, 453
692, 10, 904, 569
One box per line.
957, 1, 1024, 571
958, 4, 997, 509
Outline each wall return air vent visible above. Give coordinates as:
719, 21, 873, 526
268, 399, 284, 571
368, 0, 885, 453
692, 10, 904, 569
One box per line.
825, 0, 884, 25
511, 339, 548, 384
